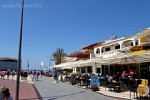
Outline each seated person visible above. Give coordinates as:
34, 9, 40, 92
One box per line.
108, 75, 113, 83
129, 70, 134, 77
121, 71, 128, 77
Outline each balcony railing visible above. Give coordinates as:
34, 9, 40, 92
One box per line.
94, 46, 132, 59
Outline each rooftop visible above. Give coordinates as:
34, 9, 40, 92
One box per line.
0, 57, 17, 62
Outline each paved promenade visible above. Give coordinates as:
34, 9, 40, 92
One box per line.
33, 76, 125, 100
0, 75, 137, 100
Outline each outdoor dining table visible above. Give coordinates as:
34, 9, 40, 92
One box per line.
108, 80, 125, 92
76, 77, 91, 88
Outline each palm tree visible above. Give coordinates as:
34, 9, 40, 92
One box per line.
52, 48, 67, 65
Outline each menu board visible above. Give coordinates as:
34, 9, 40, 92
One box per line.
90, 75, 99, 88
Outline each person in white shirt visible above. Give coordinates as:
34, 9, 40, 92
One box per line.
108, 75, 113, 83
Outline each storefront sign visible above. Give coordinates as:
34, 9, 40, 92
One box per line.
137, 84, 149, 96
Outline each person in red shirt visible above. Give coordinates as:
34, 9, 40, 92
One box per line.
129, 70, 134, 77
23, 70, 28, 82
1, 71, 6, 80
121, 71, 127, 77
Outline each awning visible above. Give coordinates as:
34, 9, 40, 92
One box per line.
52, 51, 150, 69
103, 51, 150, 64
134, 28, 150, 39
129, 46, 141, 52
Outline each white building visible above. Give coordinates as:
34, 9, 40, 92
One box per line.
53, 28, 150, 85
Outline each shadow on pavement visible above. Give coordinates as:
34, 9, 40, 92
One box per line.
41, 91, 86, 100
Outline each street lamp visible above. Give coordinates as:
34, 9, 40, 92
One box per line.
16, 0, 24, 100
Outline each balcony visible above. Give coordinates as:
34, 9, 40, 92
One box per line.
94, 46, 132, 59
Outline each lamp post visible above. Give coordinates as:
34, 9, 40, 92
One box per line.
15, 0, 24, 100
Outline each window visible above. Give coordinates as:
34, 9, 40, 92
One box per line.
115, 45, 120, 49
96, 68, 101, 73
76, 68, 80, 71
87, 66, 92, 73
105, 47, 110, 51
135, 41, 138, 45
96, 48, 100, 54
81, 67, 85, 73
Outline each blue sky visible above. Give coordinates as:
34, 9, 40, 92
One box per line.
0, 0, 150, 70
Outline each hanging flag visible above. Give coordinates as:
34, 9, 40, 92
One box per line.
27, 60, 29, 70
41, 61, 44, 66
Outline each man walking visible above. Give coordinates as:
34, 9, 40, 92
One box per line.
52, 68, 58, 83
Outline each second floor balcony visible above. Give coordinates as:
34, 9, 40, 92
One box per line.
94, 46, 132, 59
